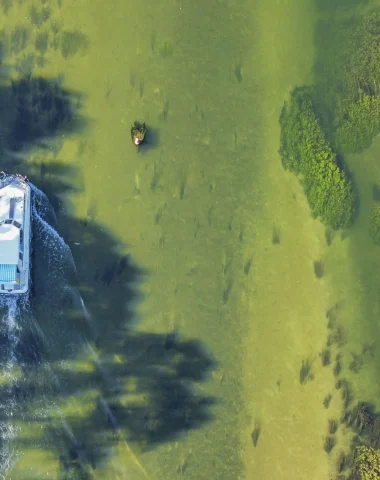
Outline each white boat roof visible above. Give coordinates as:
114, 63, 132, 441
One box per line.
0, 184, 24, 224
0, 183, 24, 265
0, 224, 19, 264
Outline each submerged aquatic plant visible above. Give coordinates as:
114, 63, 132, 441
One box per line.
321, 348, 331, 367
334, 353, 343, 377
336, 379, 345, 390
29, 4, 51, 26
60, 30, 88, 58
299, 358, 313, 385
327, 325, 346, 348
272, 225, 280, 245
314, 260, 324, 279
251, 422, 261, 447
341, 382, 353, 410
348, 13, 380, 97
325, 227, 333, 246
349, 352, 364, 373
35, 31, 49, 55
370, 203, 380, 245
373, 184, 380, 202
353, 402, 375, 433
326, 303, 338, 329
328, 419, 339, 435
323, 393, 332, 409
324, 435, 336, 453
10, 25, 29, 55
337, 451, 350, 473
279, 88, 355, 229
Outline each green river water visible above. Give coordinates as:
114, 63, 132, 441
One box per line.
0, 0, 378, 479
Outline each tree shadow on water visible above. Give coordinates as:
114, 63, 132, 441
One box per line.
14, 176, 216, 478
7, 75, 84, 151
0, 57, 215, 478
37, 202, 215, 473
0, 74, 85, 159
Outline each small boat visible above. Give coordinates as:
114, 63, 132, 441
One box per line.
0, 172, 31, 295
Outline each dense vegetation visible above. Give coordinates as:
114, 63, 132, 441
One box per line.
354, 445, 380, 480
279, 87, 355, 229
317, 12, 380, 155
333, 13, 380, 154
279, 12, 380, 233
334, 93, 380, 154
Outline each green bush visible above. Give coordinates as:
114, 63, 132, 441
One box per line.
279, 87, 355, 229
354, 445, 380, 480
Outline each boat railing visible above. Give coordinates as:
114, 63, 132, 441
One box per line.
0, 219, 22, 228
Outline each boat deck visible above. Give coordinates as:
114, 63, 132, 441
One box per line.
0, 176, 31, 294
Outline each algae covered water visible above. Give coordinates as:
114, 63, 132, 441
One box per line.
0, 0, 378, 478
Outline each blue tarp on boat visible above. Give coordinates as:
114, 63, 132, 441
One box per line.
0, 264, 17, 282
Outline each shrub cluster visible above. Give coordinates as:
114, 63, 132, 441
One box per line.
280, 87, 355, 229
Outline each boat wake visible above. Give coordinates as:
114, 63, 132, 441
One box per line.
0, 182, 85, 478
0, 296, 26, 477
31, 184, 76, 277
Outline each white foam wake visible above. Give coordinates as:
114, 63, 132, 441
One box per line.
0, 297, 24, 476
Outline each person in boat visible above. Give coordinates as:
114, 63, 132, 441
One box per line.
131, 122, 146, 146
